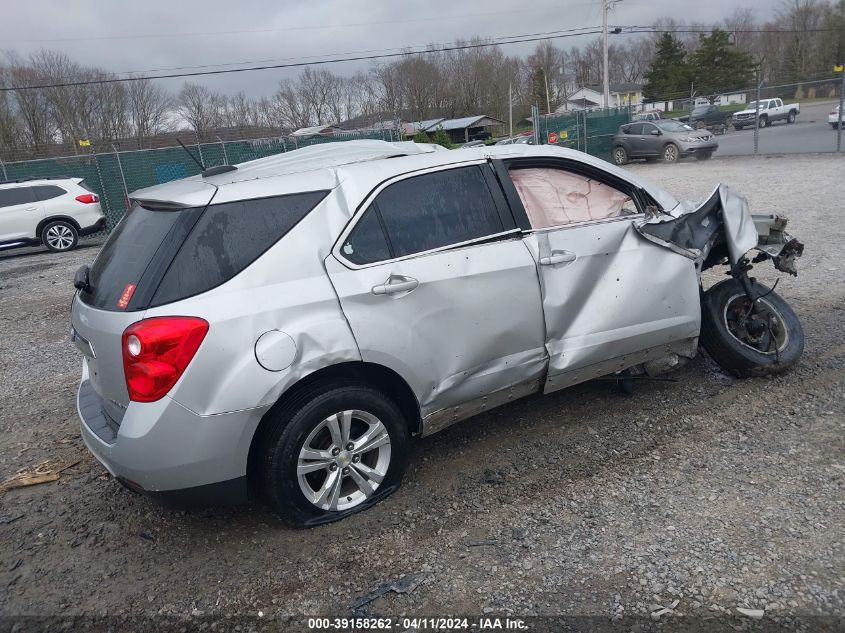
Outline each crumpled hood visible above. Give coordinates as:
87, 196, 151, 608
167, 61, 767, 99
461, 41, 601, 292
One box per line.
634, 184, 760, 266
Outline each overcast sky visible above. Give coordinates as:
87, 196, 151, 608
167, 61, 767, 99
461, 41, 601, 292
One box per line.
0, 0, 782, 96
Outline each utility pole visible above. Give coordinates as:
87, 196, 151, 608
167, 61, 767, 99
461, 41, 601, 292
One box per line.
544, 69, 552, 115
508, 81, 514, 138
753, 64, 762, 156
837, 62, 844, 153
602, 0, 610, 108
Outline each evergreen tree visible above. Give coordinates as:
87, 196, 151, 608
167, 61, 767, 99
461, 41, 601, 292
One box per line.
412, 129, 430, 144
431, 126, 453, 149
643, 33, 691, 107
689, 29, 754, 100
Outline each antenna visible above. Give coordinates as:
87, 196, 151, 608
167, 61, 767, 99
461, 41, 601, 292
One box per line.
176, 138, 206, 171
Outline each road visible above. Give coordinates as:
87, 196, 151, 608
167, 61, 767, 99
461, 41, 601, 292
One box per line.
714, 100, 842, 156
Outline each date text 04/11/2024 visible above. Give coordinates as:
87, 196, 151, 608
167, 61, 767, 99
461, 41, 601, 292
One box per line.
307, 617, 528, 630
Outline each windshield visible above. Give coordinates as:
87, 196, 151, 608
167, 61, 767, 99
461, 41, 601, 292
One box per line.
656, 120, 694, 133
747, 101, 767, 110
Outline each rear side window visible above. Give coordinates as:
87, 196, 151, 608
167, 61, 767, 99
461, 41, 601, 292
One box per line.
33, 185, 67, 201
341, 205, 391, 265
0, 186, 36, 208
369, 165, 506, 259
151, 191, 328, 306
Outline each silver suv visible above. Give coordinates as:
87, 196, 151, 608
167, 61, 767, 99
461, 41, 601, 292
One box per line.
71, 140, 804, 526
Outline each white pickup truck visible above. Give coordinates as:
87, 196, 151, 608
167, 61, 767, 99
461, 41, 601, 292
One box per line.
732, 98, 800, 129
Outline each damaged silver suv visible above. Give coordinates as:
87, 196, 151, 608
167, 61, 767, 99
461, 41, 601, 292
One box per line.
71, 140, 804, 527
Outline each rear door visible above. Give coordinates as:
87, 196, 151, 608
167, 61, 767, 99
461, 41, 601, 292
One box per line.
494, 158, 700, 393
326, 162, 547, 422
0, 185, 44, 241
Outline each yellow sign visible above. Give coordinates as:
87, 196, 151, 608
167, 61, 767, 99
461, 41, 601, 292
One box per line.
78, 139, 91, 147
835, 64, 844, 72
559, 130, 569, 140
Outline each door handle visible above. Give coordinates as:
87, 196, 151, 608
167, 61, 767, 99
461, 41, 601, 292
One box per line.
25, 206, 39, 211
371, 275, 419, 296
539, 251, 577, 266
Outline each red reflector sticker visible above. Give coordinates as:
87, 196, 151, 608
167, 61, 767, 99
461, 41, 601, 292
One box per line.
117, 284, 136, 310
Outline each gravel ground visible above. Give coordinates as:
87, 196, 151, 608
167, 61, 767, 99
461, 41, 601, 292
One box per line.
0, 154, 843, 632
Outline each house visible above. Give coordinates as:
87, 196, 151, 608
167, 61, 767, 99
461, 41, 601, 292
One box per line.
405, 115, 506, 143
559, 83, 644, 111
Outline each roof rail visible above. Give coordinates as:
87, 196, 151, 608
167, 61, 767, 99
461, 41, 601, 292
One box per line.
0, 175, 73, 185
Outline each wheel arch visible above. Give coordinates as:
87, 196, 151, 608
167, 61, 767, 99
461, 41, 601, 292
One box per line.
246, 361, 422, 486
37, 215, 81, 238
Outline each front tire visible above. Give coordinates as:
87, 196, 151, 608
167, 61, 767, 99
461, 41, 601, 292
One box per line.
700, 279, 804, 377
612, 146, 628, 165
41, 220, 78, 252
758, 115, 768, 129
260, 383, 409, 527
662, 143, 680, 163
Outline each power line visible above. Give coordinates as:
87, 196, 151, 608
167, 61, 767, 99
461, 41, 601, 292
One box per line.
1, 27, 605, 91
624, 26, 843, 34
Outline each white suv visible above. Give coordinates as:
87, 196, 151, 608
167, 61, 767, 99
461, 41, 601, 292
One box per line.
0, 177, 106, 253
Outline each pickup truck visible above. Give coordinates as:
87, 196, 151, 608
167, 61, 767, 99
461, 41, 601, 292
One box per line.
732, 98, 800, 129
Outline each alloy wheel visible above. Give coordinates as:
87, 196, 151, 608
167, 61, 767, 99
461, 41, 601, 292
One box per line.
45, 224, 75, 250
296, 410, 391, 511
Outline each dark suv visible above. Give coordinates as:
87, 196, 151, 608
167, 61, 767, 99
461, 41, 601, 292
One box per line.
680, 104, 731, 130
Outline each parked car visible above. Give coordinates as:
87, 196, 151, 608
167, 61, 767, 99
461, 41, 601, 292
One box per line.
732, 98, 800, 129
632, 111, 664, 122
70, 140, 804, 526
829, 104, 843, 129
611, 119, 718, 164
678, 104, 732, 129
495, 135, 534, 145
0, 176, 106, 254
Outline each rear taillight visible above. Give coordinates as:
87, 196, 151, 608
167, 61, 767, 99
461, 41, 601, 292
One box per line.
121, 317, 209, 402
75, 193, 99, 204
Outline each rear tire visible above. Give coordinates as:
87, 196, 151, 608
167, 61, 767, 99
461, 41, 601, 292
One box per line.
260, 382, 409, 527
787, 110, 796, 124
700, 279, 804, 378
41, 220, 78, 252
612, 146, 628, 165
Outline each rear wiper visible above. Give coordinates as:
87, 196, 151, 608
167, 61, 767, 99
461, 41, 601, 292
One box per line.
74, 265, 91, 292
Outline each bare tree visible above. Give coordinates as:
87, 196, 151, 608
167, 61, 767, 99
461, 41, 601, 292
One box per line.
127, 76, 172, 147
178, 82, 223, 135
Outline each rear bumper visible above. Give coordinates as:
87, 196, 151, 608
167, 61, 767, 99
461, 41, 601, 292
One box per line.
79, 216, 107, 236
77, 363, 267, 504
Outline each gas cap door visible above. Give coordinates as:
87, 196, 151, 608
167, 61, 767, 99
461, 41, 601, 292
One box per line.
254, 330, 297, 372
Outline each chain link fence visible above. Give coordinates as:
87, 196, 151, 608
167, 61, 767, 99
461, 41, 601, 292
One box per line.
533, 107, 631, 160
0, 129, 401, 230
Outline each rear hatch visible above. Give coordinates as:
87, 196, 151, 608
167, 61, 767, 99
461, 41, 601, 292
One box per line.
71, 183, 329, 410
71, 182, 217, 409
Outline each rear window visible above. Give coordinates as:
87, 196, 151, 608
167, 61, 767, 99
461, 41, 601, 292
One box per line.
80, 204, 185, 310
80, 190, 328, 311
